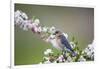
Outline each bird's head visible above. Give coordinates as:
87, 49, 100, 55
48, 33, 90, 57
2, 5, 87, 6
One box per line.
53, 30, 62, 38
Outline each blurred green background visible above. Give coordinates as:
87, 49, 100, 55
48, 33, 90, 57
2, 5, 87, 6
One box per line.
14, 4, 94, 65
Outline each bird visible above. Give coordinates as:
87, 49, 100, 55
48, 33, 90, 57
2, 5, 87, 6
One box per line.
54, 30, 77, 56
42, 32, 69, 52
45, 34, 64, 51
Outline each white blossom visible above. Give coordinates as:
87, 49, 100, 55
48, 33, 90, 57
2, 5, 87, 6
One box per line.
37, 26, 42, 33
67, 56, 73, 62
46, 49, 53, 54
15, 16, 24, 25
44, 60, 51, 64
49, 34, 55, 39
31, 23, 41, 33
20, 20, 29, 31
21, 12, 28, 20
34, 18, 40, 25
14, 10, 21, 19
44, 49, 53, 55
78, 56, 86, 62
57, 55, 64, 63
44, 51, 49, 55
42, 26, 49, 33
43, 57, 49, 60
87, 51, 92, 58
14, 10, 28, 25
84, 48, 89, 53
70, 42, 76, 49
49, 26, 56, 34
82, 41, 94, 59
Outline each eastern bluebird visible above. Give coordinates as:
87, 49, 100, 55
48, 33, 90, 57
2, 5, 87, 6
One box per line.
54, 31, 77, 56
